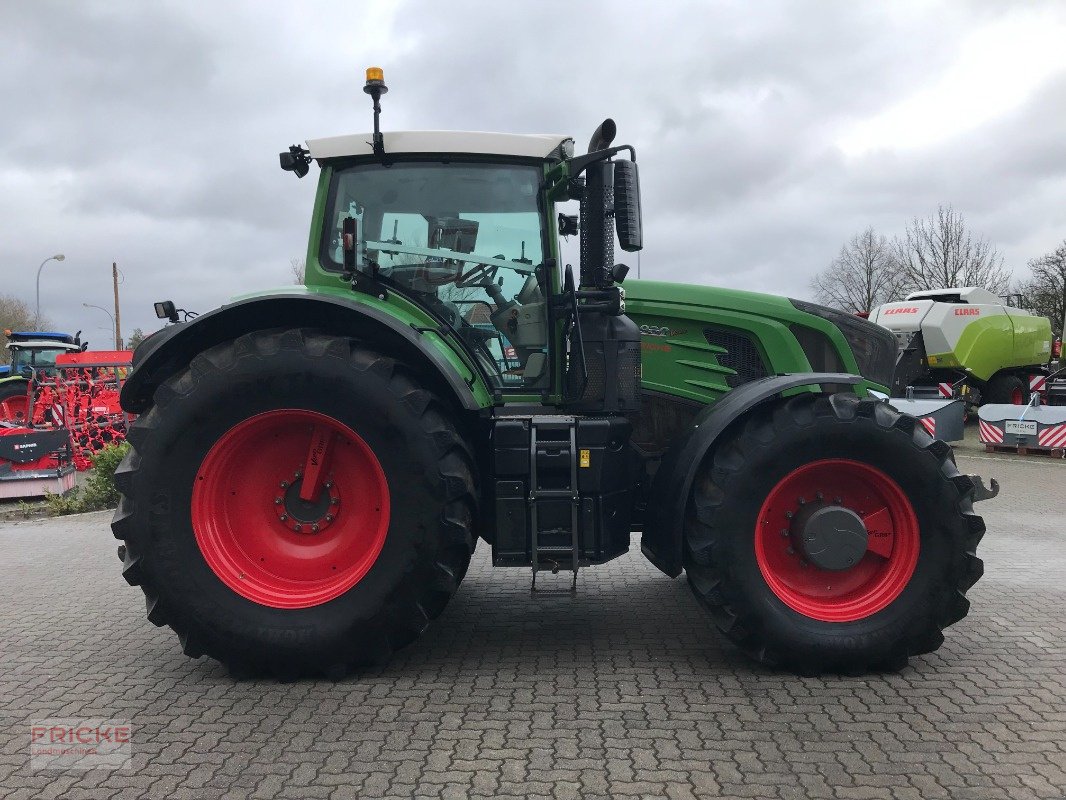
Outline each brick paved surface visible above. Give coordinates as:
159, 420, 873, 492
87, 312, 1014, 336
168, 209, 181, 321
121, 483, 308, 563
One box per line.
1, 450, 1064, 799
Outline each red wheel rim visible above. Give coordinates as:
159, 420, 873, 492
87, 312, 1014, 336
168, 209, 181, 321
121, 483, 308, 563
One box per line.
754, 459, 919, 622
191, 409, 390, 609
0, 393, 28, 424
1010, 387, 1024, 405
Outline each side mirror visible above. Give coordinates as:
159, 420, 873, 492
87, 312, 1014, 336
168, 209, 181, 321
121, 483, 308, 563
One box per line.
613, 159, 642, 253
341, 217, 360, 270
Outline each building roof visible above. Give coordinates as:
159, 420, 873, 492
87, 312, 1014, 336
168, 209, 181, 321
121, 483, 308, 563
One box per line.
306, 131, 572, 161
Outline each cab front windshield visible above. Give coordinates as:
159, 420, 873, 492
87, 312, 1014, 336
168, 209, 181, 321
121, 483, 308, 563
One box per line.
10, 346, 66, 372
323, 161, 550, 390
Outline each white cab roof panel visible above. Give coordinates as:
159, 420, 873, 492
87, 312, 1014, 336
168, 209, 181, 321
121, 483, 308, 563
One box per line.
905, 287, 1002, 304
306, 131, 572, 160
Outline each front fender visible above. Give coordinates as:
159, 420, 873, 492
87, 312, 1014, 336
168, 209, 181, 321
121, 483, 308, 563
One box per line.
641, 373, 862, 577
121, 293, 489, 414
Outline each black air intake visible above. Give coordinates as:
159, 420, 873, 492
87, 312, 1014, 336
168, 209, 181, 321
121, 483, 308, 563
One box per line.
566, 309, 641, 414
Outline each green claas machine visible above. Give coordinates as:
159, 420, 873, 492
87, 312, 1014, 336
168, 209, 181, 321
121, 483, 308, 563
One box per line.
871, 287, 1054, 406
113, 69, 997, 678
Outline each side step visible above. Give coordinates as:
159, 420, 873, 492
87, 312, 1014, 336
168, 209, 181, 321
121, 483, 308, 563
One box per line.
529, 416, 580, 593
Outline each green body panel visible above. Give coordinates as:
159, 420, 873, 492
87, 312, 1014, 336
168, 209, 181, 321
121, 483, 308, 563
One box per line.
926, 312, 1052, 382
625, 280, 874, 404
0, 375, 28, 390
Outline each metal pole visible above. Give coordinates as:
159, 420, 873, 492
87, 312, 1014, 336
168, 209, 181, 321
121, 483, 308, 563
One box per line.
112, 262, 122, 349
35, 254, 64, 326
82, 303, 115, 345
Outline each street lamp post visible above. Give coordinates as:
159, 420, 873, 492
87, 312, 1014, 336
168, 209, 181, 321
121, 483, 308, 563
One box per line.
83, 303, 118, 349
35, 254, 66, 327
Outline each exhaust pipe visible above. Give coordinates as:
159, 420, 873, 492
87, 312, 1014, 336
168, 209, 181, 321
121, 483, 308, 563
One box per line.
588, 118, 616, 153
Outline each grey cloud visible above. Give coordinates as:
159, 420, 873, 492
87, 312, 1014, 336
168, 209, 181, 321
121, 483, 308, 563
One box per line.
2, 0, 1065, 340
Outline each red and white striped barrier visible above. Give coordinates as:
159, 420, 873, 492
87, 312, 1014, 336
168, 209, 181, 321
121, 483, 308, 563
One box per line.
937, 382, 953, 398
1029, 375, 1047, 395
978, 419, 1004, 444
1038, 424, 1066, 448
918, 416, 936, 436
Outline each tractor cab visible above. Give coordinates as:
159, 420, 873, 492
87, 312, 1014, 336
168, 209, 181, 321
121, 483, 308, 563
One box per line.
3, 331, 84, 378
283, 68, 644, 410
312, 152, 556, 389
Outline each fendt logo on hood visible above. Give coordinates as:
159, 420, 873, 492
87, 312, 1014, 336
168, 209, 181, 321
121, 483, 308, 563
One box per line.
884, 307, 919, 315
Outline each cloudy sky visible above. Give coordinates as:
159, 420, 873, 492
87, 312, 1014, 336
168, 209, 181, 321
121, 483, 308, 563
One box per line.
3, 1, 1065, 345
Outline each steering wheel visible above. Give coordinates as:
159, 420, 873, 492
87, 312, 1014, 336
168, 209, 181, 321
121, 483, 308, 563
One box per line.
454, 260, 499, 288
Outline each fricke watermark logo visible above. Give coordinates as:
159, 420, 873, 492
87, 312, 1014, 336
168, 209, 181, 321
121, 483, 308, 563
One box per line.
30, 719, 133, 770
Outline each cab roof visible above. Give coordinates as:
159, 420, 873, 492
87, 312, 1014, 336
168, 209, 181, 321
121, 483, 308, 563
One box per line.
8, 331, 75, 343
905, 287, 1002, 304
7, 340, 81, 351
306, 131, 572, 161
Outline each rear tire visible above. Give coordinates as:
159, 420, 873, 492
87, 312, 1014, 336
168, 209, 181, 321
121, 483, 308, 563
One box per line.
112, 329, 477, 679
0, 381, 29, 424
985, 372, 1029, 406
684, 393, 986, 674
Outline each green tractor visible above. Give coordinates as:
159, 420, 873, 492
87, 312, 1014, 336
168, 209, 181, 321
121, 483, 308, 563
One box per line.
113, 70, 996, 678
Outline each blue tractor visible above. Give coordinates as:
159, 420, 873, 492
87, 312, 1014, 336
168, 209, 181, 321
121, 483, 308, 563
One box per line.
0, 331, 86, 423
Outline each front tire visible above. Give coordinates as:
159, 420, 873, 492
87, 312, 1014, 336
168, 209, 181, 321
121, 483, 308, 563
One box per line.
685, 393, 986, 674
985, 372, 1029, 406
112, 329, 477, 679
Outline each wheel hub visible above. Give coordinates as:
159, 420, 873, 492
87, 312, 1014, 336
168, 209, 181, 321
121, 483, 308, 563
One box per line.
755, 459, 921, 621
273, 472, 341, 533
794, 504, 869, 571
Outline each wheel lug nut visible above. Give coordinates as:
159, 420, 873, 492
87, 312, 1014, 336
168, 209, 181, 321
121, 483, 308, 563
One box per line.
324, 481, 333, 489
294, 524, 302, 532
326, 515, 334, 523
797, 497, 806, 506
780, 529, 789, 537
816, 492, 824, 501
311, 524, 320, 533
785, 511, 793, 519
274, 497, 282, 505
294, 471, 302, 479
330, 497, 339, 505
279, 514, 288, 521
280, 481, 289, 489
833, 497, 842, 504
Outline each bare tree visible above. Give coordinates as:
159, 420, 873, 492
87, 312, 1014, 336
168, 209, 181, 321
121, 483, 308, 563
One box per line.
1016, 240, 1066, 340
289, 258, 305, 284
893, 205, 1011, 296
0, 294, 50, 351
810, 227, 906, 313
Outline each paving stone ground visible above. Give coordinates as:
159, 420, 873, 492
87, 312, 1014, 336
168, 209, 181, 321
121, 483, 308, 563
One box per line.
1, 448, 1064, 799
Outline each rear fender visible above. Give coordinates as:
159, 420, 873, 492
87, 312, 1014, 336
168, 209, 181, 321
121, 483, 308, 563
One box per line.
121, 293, 486, 414
641, 373, 862, 577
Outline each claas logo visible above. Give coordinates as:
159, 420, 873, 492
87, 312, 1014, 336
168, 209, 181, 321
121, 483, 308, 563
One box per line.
884, 307, 919, 315
954, 308, 980, 316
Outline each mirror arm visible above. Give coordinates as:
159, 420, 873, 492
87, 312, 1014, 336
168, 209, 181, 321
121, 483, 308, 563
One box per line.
567, 145, 636, 178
